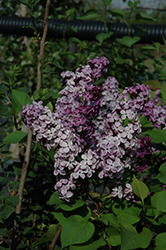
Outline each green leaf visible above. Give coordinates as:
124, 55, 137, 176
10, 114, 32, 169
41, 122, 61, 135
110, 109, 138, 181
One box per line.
151, 191, 166, 216
0, 227, 7, 237
121, 225, 152, 250
66, 8, 76, 16
101, 193, 112, 199
54, 246, 61, 250
139, 115, 152, 130
53, 60, 63, 69
128, 0, 140, 10
3, 131, 27, 144
21, 214, 33, 223
95, 32, 113, 43
155, 232, 166, 250
156, 162, 166, 184
141, 46, 156, 51
61, 215, 95, 248
17, 242, 28, 249
46, 102, 53, 112
135, 201, 155, 210
154, 42, 161, 50
0, 176, 5, 183
132, 175, 149, 202
109, 9, 127, 17
112, 203, 141, 225
143, 80, 162, 90
116, 36, 140, 48
0, 86, 8, 96
51, 211, 67, 225
143, 129, 166, 143
17, 87, 29, 94
32, 90, 40, 100
23, 226, 33, 235
59, 199, 85, 211
13, 166, 22, 176
70, 238, 106, 250
100, 213, 119, 227
136, 12, 155, 22
5, 195, 19, 207
11, 89, 32, 112
0, 204, 15, 219
32, 224, 60, 247
48, 192, 84, 211
134, 25, 146, 37
158, 214, 166, 225
34, 0, 41, 5
89, 192, 100, 198
52, 205, 91, 225
106, 226, 121, 246
67, 25, 77, 33
0, 102, 12, 117
47, 191, 64, 205
77, 10, 99, 20
69, 37, 82, 44
10, 181, 19, 191
102, 0, 112, 7
19, 0, 29, 5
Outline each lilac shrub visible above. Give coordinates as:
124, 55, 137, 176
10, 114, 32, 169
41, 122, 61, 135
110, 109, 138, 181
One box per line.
21, 56, 166, 202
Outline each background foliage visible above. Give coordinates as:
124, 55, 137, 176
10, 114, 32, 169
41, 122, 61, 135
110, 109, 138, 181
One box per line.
0, 0, 166, 249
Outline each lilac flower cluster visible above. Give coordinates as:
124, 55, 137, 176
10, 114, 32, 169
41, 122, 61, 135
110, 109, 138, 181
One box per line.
133, 136, 155, 172
122, 84, 166, 129
21, 56, 165, 202
21, 101, 64, 150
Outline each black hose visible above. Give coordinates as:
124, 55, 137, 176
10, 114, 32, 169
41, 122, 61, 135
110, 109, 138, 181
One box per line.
0, 16, 166, 43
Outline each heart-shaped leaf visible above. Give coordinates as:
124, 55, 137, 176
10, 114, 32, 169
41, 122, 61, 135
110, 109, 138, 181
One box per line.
155, 232, 166, 250
116, 36, 140, 47
96, 32, 113, 43
61, 215, 95, 248
121, 224, 152, 250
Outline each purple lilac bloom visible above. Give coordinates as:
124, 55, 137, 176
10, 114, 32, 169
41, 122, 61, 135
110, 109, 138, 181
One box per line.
21, 56, 166, 202
133, 136, 155, 172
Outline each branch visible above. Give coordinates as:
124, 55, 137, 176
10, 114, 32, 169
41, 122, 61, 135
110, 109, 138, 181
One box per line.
15, 0, 51, 217
15, 129, 32, 214
12, 1, 51, 249
37, 0, 51, 90
11, 145, 24, 196
12, 129, 32, 250
48, 225, 62, 250
102, 229, 112, 250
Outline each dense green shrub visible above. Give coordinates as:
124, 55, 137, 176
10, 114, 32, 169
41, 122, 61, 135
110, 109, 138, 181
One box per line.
1, 1, 166, 250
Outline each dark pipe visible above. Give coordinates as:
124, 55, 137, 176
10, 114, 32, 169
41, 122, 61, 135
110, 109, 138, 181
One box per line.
0, 16, 166, 44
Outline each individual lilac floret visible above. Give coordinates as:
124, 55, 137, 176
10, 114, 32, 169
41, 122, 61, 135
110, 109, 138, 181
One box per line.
111, 183, 134, 200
